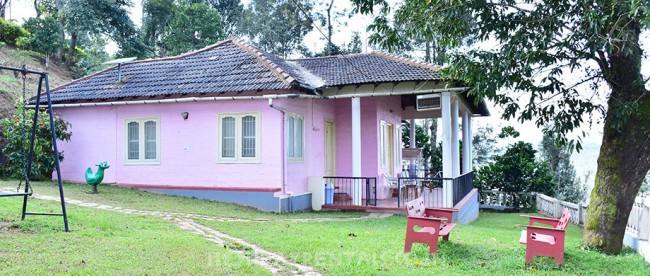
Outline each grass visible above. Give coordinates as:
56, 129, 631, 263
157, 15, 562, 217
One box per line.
0, 197, 269, 275
1, 179, 649, 274
198, 212, 650, 275
0, 180, 366, 220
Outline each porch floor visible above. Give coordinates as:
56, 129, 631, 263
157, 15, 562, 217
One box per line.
321, 188, 445, 212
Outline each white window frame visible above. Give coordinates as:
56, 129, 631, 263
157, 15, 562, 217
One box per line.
380, 120, 387, 168
217, 112, 261, 163
287, 113, 304, 162
124, 117, 160, 165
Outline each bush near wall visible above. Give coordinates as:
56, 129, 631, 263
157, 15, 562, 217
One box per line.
0, 18, 30, 46
0, 105, 71, 180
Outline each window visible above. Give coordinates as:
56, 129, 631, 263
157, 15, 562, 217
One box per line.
218, 112, 260, 162
125, 118, 160, 163
287, 114, 304, 161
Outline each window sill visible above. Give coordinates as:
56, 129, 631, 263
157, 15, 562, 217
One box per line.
124, 161, 161, 166
216, 159, 261, 164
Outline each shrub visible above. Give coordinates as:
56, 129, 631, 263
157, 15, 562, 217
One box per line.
475, 141, 557, 209
0, 104, 71, 180
0, 18, 30, 45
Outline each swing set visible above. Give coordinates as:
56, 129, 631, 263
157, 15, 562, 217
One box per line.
0, 65, 69, 232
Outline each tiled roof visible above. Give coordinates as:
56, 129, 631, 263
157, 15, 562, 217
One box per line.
45, 38, 302, 103
292, 52, 442, 87
44, 38, 447, 103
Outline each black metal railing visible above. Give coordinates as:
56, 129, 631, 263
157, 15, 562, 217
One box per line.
397, 176, 443, 207
322, 177, 377, 206
453, 171, 474, 206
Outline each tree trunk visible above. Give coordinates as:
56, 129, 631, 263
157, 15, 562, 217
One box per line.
34, 0, 40, 18
326, 0, 334, 55
584, 95, 650, 253
65, 31, 77, 68
584, 17, 650, 254
55, 0, 64, 63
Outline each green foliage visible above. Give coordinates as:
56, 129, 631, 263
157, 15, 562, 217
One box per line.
0, 104, 71, 180
63, 0, 151, 61
365, 0, 451, 63
476, 141, 557, 197
472, 125, 498, 168
539, 129, 587, 203
401, 121, 435, 172
207, 0, 246, 36
20, 16, 64, 58
70, 34, 110, 77
142, 0, 175, 57
246, 0, 314, 58
0, 18, 30, 45
163, 0, 225, 56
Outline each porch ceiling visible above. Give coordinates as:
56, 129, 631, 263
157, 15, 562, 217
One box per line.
401, 91, 490, 119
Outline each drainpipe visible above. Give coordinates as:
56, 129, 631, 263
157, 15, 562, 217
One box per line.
268, 99, 288, 198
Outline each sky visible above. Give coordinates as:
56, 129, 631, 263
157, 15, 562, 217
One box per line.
9, 0, 641, 188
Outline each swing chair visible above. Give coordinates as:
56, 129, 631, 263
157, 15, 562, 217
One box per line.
0, 65, 69, 232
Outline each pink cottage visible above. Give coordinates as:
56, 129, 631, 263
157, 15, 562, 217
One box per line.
46, 38, 489, 221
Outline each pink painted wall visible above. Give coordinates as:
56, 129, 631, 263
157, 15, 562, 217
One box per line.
54, 96, 403, 198
55, 100, 283, 189
56, 106, 119, 184
277, 98, 337, 195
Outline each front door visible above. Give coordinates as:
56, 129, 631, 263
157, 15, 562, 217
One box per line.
324, 121, 336, 176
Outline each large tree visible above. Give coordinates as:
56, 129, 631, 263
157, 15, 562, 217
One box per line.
354, 0, 650, 254
206, 0, 245, 36
63, 0, 148, 66
141, 0, 174, 57
162, 0, 225, 56
245, 0, 314, 58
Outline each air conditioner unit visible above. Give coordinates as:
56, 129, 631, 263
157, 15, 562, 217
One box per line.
416, 94, 441, 111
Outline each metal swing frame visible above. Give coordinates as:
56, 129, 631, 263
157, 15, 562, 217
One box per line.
0, 65, 69, 232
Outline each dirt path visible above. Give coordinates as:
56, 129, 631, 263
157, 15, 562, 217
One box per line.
2, 189, 392, 275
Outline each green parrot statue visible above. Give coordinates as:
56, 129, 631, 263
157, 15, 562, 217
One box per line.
86, 161, 110, 194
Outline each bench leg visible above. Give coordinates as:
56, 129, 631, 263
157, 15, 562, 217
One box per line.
428, 241, 439, 254
442, 233, 449, 242
404, 241, 413, 253
554, 254, 564, 265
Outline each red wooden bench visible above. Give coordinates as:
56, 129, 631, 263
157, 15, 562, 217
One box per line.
404, 197, 457, 254
519, 209, 571, 265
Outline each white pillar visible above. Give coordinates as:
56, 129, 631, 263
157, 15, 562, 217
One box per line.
440, 92, 453, 207
462, 110, 471, 174
451, 98, 460, 177
352, 97, 362, 206
468, 115, 472, 171
409, 118, 416, 176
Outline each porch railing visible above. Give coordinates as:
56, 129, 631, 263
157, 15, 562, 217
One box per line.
322, 177, 377, 206
397, 177, 443, 207
397, 171, 474, 208
453, 171, 474, 206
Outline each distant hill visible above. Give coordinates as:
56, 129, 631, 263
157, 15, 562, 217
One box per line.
0, 44, 73, 152
0, 44, 73, 117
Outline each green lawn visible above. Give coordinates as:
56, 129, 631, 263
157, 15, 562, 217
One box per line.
1, 179, 649, 275
198, 212, 650, 275
0, 180, 365, 220
0, 197, 269, 275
